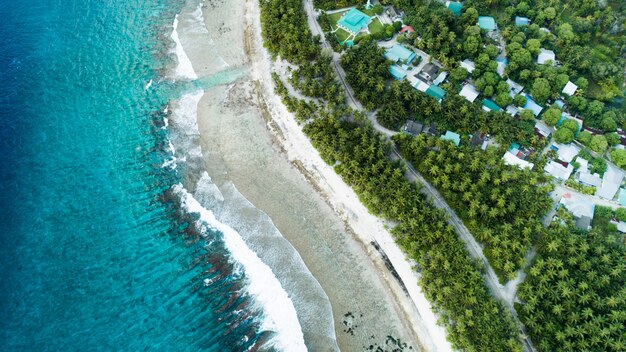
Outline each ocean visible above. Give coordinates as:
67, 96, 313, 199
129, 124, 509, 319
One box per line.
0, 0, 307, 350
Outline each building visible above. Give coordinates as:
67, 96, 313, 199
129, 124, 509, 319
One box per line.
515, 16, 530, 26
421, 63, 439, 81
482, 99, 501, 112
385, 44, 416, 64
445, 1, 463, 16
503, 151, 534, 169
537, 48, 556, 65
477, 16, 497, 31
545, 160, 574, 181
460, 59, 475, 73
387, 6, 401, 21
506, 79, 524, 96
402, 120, 423, 135
337, 8, 372, 35
399, 25, 414, 34
559, 192, 595, 230
441, 131, 461, 146
389, 65, 406, 80
596, 164, 624, 200
433, 71, 448, 85
425, 84, 446, 101
459, 84, 479, 103
619, 188, 626, 206
470, 132, 488, 150
552, 143, 581, 163
524, 95, 543, 116
534, 120, 553, 138
506, 105, 519, 117
562, 81, 578, 96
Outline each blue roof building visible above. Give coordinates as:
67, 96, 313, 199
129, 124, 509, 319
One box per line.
441, 131, 461, 146
478, 16, 496, 31
524, 95, 543, 116
337, 8, 371, 35
389, 65, 406, 80
384, 45, 416, 64
445, 1, 463, 16
515, 16, 530, 26
425, 84, 446, 101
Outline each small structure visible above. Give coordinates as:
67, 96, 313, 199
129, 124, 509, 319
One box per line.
555, 99, 566, 109
537, 48, 556, 65
441, 131, 461, 146
389, 65, 406, 80
445, 1, 463, 16
534, 120, 553, 138
515, 16, 530, 26
619, 188, 626, 206
402, 120, 423, 135
399, 25, 414, 34
503, 151, 534, 170
596, 164, 624, 200
506, 79, 524, 96
545, 160, 574, 181
559, 192, 595, 230
562, 81, 578, 96
460, 59, 475, 73
425, 84, 446, 101
478, 16, 497, 31
482, 99, 501, 112
421, 63, 439, 81
459, 84, 479, 103
337, 8, 372, 35
385, 45, 416, 64
470, 131, 487, 149
433, 71, 448, 86
524, 95, 543, 116
552, 143, 581, 163
506, 105, 519, 117
387, 6, 401, 21
578, 171, 602, 188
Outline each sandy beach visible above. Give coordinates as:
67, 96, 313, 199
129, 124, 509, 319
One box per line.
172, 0, 451, 350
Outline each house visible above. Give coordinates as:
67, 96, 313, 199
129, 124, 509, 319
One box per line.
534, 120, 553, 138
545, 160, 574, 181
385, 45, 417, 64
389, 65, 406, 80
399, 25, 414, 34
524, 95, 543, 116
552, 143, 581, 163
515, 16, 530, 26
337, 8, 372, 35
459, 84, 479, 103
387, 6, 401, 21
537, 48, 556, 65
425, 84, 446, 101
596, 164, 624, 200
506, 105, 519, 117
562, 81, 578, 96
470, 132, 487, 149
421, 63, 439, 81
578, 171, 602, 188
413, 79, 430, 92
460, 59, 475, 73
482, 99, 501, 112
616, 221, 626, 233
559, 192, 595, 230
477, 16, 497, 31
619, 188, 626, 206
445, 1, 463, 16
506, 79, 524, 96
503, 151, 534, 169
441, 131, 461, 146
433, 71, 448, 85
555, 99, 566, 109
402, 120, 423, 135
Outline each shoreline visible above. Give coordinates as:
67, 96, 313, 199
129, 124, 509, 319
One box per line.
174, 0, 450, 349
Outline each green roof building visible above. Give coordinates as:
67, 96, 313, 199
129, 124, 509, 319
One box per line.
482, 99, 501, 112
477, 16, 496, 31
441, 131, 461, 146
425, 84, 446, 101
337, 8, 371, 35
445, 1, 463, 16
384, 44, 416, 64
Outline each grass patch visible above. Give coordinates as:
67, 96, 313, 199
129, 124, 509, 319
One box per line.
361, 8, 375, 16
328, 11, 346, 27
368, 17, 384, 36
334, 28, 352, 43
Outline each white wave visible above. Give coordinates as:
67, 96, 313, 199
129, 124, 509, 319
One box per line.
144, 79, 153, 90
170, 14, 198, 80
169, 89, 204, 136
173, 184, 307, 352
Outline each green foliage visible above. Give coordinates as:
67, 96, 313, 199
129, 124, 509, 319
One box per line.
542, 107, 561, 126
530, 78, 551, 104
519, 224, 626, 352
578, 149, 607, 176
589, 135, 608, 154
606, 133, 620, 146
564, 179, 596, 195
577, 130, 592, 145
616, 208, 626, 222
313, 0, 364, 11
513, 94, 527, 107
395, 134, 553, 279
554, 127, 574, 144
560, 119, 579, 134
610, 149, 626, 169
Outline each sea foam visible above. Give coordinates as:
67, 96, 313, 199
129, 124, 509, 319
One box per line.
170, 14, 197, 80
173, 184, 307, 351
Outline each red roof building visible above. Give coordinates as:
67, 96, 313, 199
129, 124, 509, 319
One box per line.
399, 25, 414, 34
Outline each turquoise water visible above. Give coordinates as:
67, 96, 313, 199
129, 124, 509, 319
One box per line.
0, 0, 276, 350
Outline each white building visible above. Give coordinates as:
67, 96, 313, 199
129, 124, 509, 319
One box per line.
459, 84, 479, 103
559, 192, 595, 230
503, 151, 534, 170
545, 160, 574, 181
538, 48, 556, 65
562, 81, 578, 96
460, 59, 475, 73
596, 164, 625, 200
553, 143, 581, 163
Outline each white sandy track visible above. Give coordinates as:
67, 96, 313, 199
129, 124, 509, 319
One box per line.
246, 0, 452, 350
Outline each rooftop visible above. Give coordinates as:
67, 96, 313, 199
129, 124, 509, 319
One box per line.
459, 84, 479, 103
537, 48, 556, 65
460, 59, 475, 73
482, 99, 501, 112
515, 16, 530, 26
596, 164, 624, 200
524, 95, 543, 116
560, 192, 595, 225
619, 188, 626, 206
441, 131, 461, 146
503, 151, 534, 169
389, 65, 406, 80
545, 160, 574, 181
534, 120, 553, 137
425, 84, 446, 101
562, 81, 578, 96
399, 25, 414, 34
446, 1, 463, 16
552, 143, 581, 163
338, 8, 371, 34
478, 16, 496, 31
385, 44, 416, 64
433, 71, 448, 85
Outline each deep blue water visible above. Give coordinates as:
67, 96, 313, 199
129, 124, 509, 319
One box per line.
0, 0, 268, 350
